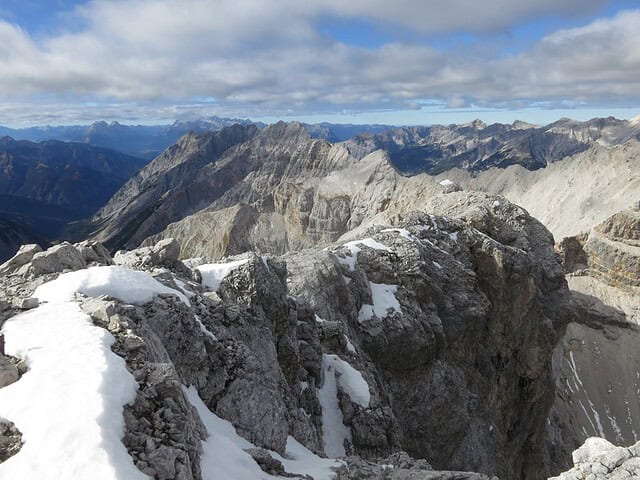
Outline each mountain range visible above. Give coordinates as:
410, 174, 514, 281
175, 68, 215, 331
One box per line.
0, 137, 147, 242
0, 118, 396, 160
90, 116, 640, 256
1, 114, 639, 479
0, 117, 261, 159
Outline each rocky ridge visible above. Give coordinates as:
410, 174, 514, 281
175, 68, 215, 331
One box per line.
91, 119, 640, 261
0, 192, 593, 479
341, 116, 640, 174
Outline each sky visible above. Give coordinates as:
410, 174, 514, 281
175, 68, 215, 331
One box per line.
1, 0, 640, 127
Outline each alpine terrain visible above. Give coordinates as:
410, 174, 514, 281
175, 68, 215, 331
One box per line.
1, 112, 639, 480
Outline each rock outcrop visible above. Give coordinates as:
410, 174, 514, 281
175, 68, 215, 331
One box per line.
1, 192, 584, 479
550, 437, 640, 479
545, 208, 640, 475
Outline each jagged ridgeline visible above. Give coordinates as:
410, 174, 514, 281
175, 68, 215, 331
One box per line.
91, 117, 640, 257
0, 117, 639, 480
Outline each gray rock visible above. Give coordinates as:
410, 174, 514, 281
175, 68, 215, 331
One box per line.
0, 355, 19, 388
30, 242, 87, 275
286, 199, 567, 479
114, 238, 196, 280
0, 244, 42, 275
12, 297, 39, 310
336, 454, 497, 480
0, 357, 20, 388
550, 438, 640, 479
74, 240, 114, 266
0, 420, 22, 462
80, 296, 117, 327
245, 447, 287, 475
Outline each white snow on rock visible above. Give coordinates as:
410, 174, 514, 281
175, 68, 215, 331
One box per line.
318, 354, 370, 457
318, 355, 352, 457
184, 385, 339, 479
323, 354, 370, 408
381, 228, 418, 243
174, 278, 195, 298
194, 314, 217, 341
358, 282, 401, 322
197, 259, 249, 291
571, 437, 617, 464
273, 437, 340, 480
344, 335, 357, 353
34, 265, 189, 306
336, 238, 393, 271
439, 179, 457, 188
0, 302, 147, 480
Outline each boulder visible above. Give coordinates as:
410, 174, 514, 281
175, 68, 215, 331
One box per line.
0, 244, 42, 275
0, 420, 22, 462
550, 437, 640, 479
75, 240, 114, 266
0, 355, 19, 388
30, 242, 86, 275
12, 297, 39, 310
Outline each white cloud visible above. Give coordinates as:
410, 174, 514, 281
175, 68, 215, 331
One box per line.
319, 0, 608, 34
0, 1, 638, 124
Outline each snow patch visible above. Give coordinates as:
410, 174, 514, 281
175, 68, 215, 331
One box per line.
358, 282, 401, 322
344, 335, 357, 353
183, 385, 339, 479
319, 353, 370, 457
336, 238, 393, 271
0, 302, 147, 480
318, 355, 351, 457
323, 354, 370, 408
174, 278, 195, 298
194, 314, 217, 341
197, 259, 248, 291
34, 265, 190, 306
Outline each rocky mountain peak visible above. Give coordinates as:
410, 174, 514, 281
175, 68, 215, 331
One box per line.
260, 120, 312, 142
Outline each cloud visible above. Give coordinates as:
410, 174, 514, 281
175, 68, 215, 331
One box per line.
319, 0, 609, 34
0, 1, 638, 124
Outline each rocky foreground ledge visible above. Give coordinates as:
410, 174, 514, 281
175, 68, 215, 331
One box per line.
0, 192, 637, 480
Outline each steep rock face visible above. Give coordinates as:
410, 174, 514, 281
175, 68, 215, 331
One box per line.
545, 208, 640, 475
92, 123, 259, 249
562, 207, 640, 324
142, 149, 396, 260
93, 122, 357, 251
285, 192, 570, 479
2, 193, 575, 479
